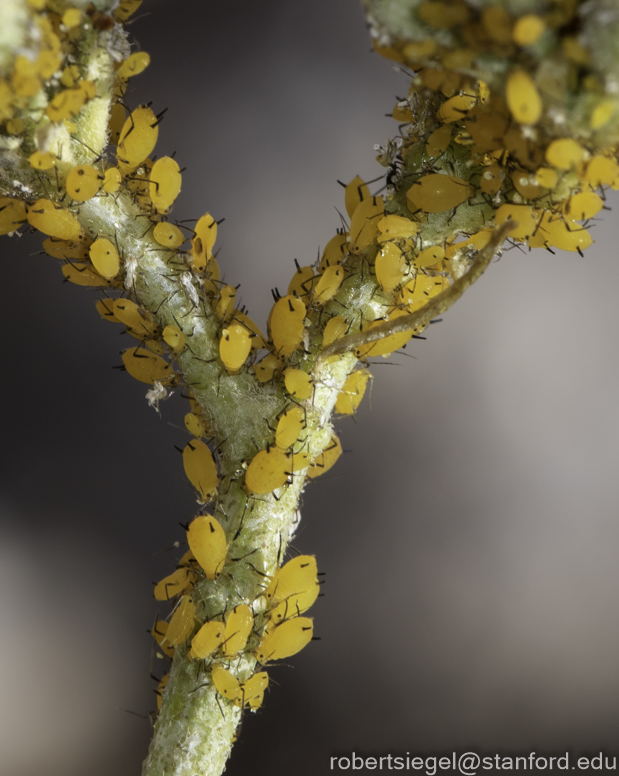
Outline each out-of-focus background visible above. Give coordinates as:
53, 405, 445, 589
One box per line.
2, 1, 619, 774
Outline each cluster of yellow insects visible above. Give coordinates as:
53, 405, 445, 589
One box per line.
1, 0, 617, 723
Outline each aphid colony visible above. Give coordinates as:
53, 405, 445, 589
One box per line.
368, 0, 619, 265
151, 515, 320, 714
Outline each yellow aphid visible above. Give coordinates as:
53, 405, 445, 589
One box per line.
512, 14, 545, 46
349, 196, 384, 252
416, 245, 445, 268
183, 441, 219, 501
591, 100, 616, 130
66, 165, 103, 201
115, 0, 143, 22
62, 262, 109, 287
535, 167, 558, 189
190, 621, 225, 659
437, 94, 476, 123
545, 139, 584, 170
89, 238, 120, 278
356, 309, 417, 357
103, 167, 122, 193
241, 672, 269, 710
426, 125, 452, 157
29, 151, 57, 170
418, 0, 469, 28
270, 295, 306, 357
95, 298, 119, 323
582, 155, 619, 187
306, 435, 342, 479
184, 412, 206, 439
232, 312, 267, 350
288, 264, 316, 300
402, 38, 437, 60
37, 51, 62, 80
192, 212, 217, 267
377, 214, 419, 242
154, 567, 191, 601
399, 274, 447, 308
121, 347, 174, 384
245, 447, 290, 493
113, 299, 157, 337
79, 78, 96, 99
222, 604, 254, 657
42, 234, 92, 259
256, 617, 314, 663
506, 70, 542, 125
12, 55, 41, 97
392, 101, 414, 122
145, 339, 165, 356
164, 595, 196, 647
117, 105, 159, 168
284, 368, 312, 400
108, 104, 126, 145
269, 583, 320, 625
27, 199, 82, 240
562, 191, 604, 221
216, 285, 236, 321
319, 233, 348, 271
266, 555, 318, 602
163, 325, 185, 352
289, 451, 312, 472
533, 213, 593, 252
445, 230, 492, 259
187, 515, 227, 579
0, 198, 27, 235
406, 174, 472, 213
212, 665, 242, 703
149, 157, 182, 212
375, 242, 406, 291
153, 221, 185, 248
495, 203, 539, 239
335, 370, 370, 415
254, 353, 283, 382
6, 118, 25, 135
151, 620, 175, 659
481, 5, 511, 43
117, 51, 151, 80
62, 8, 82, 28
563, 36, 589, 65
323, 315, 347, 347
60, 65, 80, 88
220, 323, 252, 373
313, 265, 344, 304
510, 169, 543, 200
46, 87, 87, 122
344, 176, 370, 218
276, 407, 305, 450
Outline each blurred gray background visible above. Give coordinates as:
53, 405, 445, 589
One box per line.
2, 1, 619, 774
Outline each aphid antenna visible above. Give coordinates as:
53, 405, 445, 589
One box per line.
121, 708, 150, 720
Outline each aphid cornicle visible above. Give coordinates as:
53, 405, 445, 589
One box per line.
187, 514, 227, 580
